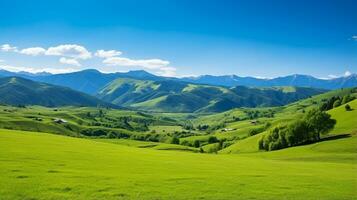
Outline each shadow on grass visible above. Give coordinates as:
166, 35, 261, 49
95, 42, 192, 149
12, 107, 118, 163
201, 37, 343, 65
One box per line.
320, 134, 351, 142
296, 134, 351, 147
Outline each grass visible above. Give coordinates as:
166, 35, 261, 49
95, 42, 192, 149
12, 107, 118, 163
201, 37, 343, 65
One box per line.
94, 138, 198, 152
327, 99, 357, 134
0, 89, 357, 199
220, 99, 357, 154
0, 128, 356, 200
147, 125, 184, 134
0, 105, 180, 138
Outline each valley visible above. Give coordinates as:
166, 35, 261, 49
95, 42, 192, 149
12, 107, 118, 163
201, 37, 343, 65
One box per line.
0, 71, 356, 200
1, 1, 356, 199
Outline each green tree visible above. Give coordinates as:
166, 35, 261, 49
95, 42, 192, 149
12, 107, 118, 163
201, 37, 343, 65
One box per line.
345, 104, 351, 111
341, 95, 350, 105
199, 147, 204, 153
333, 99, 341, 108
208, 136, 218, 144
193, 140, 200, 148
171, 136, 180, 144
304, 109, 336, 140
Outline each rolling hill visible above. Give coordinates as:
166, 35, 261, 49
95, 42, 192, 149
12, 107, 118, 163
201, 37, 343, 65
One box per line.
220, 97, 357, 154
97, 78, 327, 112
0, 77, 114, 108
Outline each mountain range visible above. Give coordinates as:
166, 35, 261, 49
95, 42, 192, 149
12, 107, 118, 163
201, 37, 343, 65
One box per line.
182, 73, 357, 89
0, 69, 355, 95
0, 68, 355, 112
97, 78, 326, 112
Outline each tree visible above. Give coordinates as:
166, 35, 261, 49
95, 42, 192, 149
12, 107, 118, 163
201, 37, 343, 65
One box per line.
341, 95, 355, 105
107, 131, 117, 138
304, 109, 336, 140
341, 95, 350, 105
193, 140, 200, 148
345, 104, 352, 111
171, 136, 180, 144
208, 136, 218, 144
333, 99, 341, 108
199, 147, 204, 153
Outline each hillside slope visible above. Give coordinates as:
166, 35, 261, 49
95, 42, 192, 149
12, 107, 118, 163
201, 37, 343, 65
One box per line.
220, 99, 357, 154
97, 78, 326, 112
0, 77, 114, 108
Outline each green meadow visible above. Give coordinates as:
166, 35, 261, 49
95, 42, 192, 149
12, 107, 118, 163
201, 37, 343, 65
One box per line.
0, 89, 356, 199
0, 129, 356, 200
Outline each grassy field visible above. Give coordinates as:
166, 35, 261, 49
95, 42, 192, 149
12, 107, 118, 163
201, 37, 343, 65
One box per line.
327, 99, 357, 134
93, 138, 198, 152
0, 88, 356, 199
0, 129, 356, 200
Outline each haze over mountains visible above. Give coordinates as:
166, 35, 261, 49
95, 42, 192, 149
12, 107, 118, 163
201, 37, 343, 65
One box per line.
0, 69, 355, 94
0, 69, 342, 112
97, 78, 326, 112
182, 73, 357, 89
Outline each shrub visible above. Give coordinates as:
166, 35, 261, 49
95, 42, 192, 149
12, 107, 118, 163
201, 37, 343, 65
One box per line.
81, 129, 107, 136
180, 140, 191, 147
107, 132, 116, 138
171, 136, 180, 144
248, 128, 260, 136
193, 140, 200, 148
208, 136, 218, 144
333, 100, 341, 108
345, 104, 352, 111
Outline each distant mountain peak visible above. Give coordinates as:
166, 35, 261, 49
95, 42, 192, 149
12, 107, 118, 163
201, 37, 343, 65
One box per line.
79, 69, 101, 74
124, 70, 156, 77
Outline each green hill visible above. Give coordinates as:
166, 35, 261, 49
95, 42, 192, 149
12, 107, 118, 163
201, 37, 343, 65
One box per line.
220, 98, 357, 154
0, 105, 183, 139
327, 99, 357, 134
97, 78, 326, 112
0, 77, 114, 108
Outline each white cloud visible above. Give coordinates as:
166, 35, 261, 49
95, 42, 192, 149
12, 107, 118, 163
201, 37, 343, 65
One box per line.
1, 43, 179, 76
20, 47, 46, 56
59, 57, 81, 66
344, 71, 352, 77
1, 44, 18, 52
46, 44, 92, 59
103, 57, 169, 69
95, 49, 122, 58
0, 65, 77, 74
156, 67, 177, 77
325, 70, 354, 79
2, 43, 92, 60
103, 56, 176, 76
0, 59, 4, 62
327, 74, 338, 79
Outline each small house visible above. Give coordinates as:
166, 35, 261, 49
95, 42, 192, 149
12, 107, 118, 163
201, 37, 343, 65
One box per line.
53, 118, 68, 124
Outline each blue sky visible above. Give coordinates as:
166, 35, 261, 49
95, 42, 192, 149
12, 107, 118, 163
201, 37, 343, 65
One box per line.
0, 0, 356, 78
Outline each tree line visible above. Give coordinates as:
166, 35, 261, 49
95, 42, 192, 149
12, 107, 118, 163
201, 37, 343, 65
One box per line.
259, 109, 336, 151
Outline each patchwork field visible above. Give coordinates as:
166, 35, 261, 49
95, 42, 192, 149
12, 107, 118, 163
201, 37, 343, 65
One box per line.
0, 129, 356, 200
